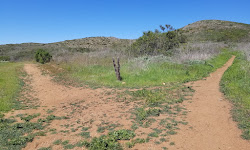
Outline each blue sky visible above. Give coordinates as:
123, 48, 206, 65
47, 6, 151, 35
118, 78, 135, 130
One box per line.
0, 0, 249, 44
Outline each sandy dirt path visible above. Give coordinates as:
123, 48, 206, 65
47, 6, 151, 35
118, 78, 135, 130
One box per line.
170, 56, 250, 150
5, 64, 138, 150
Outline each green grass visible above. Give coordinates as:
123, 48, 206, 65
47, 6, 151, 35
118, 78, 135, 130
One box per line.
61, 140, 69, 145
53, 139, 62, 145
68, 50, 233, 88
125, 138, 146, 148
0, 62, 23, 113
129, 85, 189, 105
38, 146, 52, 150
82, 129, 135, 150
78, 132, 91, 138
97, 126, 105, 133
64, 144, 75, 149
0, 113, 69, 149
220, 52, 250, 140
20, 113, 41, 122
0, 118, 45, 150
129, 85, 191, 132
134, 107, 161, 122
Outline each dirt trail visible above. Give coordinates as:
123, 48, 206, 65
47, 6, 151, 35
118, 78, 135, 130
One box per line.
23, 64, 100, 106
5, 64, 139, 150
170, 56, 250, 150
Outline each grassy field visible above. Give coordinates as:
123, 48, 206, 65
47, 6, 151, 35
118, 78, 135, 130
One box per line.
64, 50, 233, 88
221, 52, 250, 139
0, 62, 23, 113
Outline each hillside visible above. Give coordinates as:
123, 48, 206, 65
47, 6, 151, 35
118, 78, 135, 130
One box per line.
0, 37, 134, 61
182, 20, 250, 42
1, 20, 250, 61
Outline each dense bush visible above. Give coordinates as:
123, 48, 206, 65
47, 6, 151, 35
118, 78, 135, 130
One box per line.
35, 49, 52, 64
129, 24, 187, 56
0, 56, 10, 61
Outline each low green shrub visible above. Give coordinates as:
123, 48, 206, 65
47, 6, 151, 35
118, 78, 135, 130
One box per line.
0, 56, 10, 61
35, 49, 52, 64
83, 129, 135, 150
134, 107, 161, 122
125, 138, 146, 148
0, 118, 45, 149
108, 129, 136, 140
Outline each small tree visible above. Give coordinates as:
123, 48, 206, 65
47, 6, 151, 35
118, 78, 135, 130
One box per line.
129, 24, 187, 56
35, 49, 52, 64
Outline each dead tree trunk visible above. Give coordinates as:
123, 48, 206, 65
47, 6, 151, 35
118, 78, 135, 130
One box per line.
112, 57, 122, 81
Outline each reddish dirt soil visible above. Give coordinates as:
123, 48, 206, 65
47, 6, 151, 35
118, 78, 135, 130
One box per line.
170, 56, 250, 150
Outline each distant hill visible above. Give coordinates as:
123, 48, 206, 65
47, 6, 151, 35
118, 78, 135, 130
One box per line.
1, 20, 250, 61
57, 37, 134, 50
0, 37, 134, 61
181, 20, 250, 42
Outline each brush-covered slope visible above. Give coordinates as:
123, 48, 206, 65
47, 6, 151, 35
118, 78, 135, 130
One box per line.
182, 20, 250, 42
57, 37, 133, 49
1, 20, 250, 61
0, 37, 134, 61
